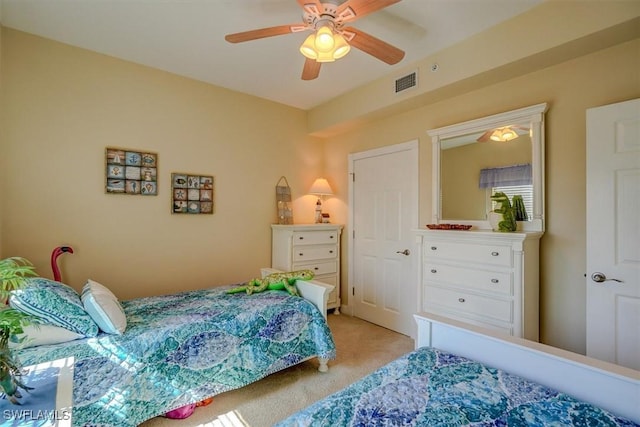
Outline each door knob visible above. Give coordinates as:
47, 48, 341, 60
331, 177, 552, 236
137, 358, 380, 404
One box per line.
396, 249, 410, 256
591, 272, 623, 283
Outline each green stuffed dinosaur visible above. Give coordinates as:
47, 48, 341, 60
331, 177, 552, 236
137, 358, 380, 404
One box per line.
226, 270, 315, 297
491, 192, 517, 232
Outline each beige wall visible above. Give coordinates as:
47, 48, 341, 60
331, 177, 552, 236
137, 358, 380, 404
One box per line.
323, 38, 640, 354
0, 28, 324, 299
1, 24, 639, 356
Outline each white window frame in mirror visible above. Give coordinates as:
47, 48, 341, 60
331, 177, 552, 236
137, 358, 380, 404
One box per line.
428, 103, 548, 232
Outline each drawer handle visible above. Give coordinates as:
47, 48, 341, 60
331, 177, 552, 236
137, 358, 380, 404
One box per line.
299, 253, 304, 256
314, 267, 319, 270
458, 298, 465, 303
299, 236, 304, 240
330, 235, 334, 239
430, 269, 437, 274
329, 250, 334, 254
430, 246, 437, 251
491, 278, 499, 284
491, 251, 499, 256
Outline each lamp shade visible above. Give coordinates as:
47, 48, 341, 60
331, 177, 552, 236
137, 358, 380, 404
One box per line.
332, 32, 351, 59
309, 178, 334, 196
501, 128, 517, 141
300, 33, 318, 59
314, 26, 335, 52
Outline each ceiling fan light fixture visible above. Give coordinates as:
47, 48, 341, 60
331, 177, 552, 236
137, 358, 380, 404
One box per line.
315, 26, 335, 52
490, 127, 519, 142
332, 32, 351, 59
502, 129, 517, 141
300, 33, 318, 59
300, 24, 350, 63
316, 50, 336, 62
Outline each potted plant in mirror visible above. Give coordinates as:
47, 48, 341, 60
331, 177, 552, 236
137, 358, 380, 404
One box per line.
0, 256, 37, 403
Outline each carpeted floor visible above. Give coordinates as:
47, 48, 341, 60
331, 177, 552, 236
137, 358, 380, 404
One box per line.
140, 313, 414, 427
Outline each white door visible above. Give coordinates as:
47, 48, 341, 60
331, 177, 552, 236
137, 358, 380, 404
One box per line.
348, 140, 419, 337
586, 98, 640, 370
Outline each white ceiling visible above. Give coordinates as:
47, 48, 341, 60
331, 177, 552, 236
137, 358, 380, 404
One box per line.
0, 0, 542, 110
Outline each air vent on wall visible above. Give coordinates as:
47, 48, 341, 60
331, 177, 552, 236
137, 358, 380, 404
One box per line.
395, 71, 417, 93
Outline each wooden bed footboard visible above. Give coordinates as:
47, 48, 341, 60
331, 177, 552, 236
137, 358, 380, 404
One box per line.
415, 312, 640, 423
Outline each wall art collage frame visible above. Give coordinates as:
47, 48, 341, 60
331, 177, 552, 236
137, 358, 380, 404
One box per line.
171, 173, 214, 214
105, 147, 158, 195
104, 147, 214, 215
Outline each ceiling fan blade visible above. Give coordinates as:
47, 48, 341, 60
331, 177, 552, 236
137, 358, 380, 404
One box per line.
297, 0, 323, 15
476, 130, 494, 142
225, 25, 302, 43
342, 27, 405, 65
338, 0, 401, 23
302, 58, 321, 80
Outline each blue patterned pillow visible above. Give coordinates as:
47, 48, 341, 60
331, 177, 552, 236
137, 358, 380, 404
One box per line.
9, 277, 99, 337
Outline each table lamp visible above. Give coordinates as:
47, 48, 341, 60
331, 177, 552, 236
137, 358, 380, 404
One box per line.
309, 178, 334, 223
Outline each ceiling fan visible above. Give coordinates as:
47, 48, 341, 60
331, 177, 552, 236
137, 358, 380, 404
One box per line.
225, 0, 405, 80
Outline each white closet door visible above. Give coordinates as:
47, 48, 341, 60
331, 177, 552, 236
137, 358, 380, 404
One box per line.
349, 141, 418, 337
586, 98, 640, 370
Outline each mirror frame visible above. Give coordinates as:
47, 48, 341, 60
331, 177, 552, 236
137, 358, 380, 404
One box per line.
428, 103, 548, 232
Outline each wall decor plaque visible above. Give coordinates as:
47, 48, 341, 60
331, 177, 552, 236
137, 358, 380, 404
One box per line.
172, 173, 214, 214
105, 147, 157, 195
275, 176, 293, 224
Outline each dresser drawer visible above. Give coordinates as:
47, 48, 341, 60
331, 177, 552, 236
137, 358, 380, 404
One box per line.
423, 285, 513, 324
424, 241, 512, 267
293, 230, 339, 246
424, 263, 512, 296
293, 260, 337, 276
293, 245, 338, 262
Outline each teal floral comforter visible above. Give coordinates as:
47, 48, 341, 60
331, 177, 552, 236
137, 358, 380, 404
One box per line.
277, 347, 638, 427
17, 287, 336, 427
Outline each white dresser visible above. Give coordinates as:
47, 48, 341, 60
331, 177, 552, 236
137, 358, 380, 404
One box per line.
271, 224, 343, 313
415, 229, 542, 340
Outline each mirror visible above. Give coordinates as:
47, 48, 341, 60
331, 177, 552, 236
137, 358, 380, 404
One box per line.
428, 103, 547, 232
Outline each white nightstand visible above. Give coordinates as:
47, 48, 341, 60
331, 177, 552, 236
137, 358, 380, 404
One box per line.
271, 224, 343, 313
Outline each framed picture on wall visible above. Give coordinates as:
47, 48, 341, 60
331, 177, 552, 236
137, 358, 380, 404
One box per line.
105, 147, 158, 195
172, 173, 214, 214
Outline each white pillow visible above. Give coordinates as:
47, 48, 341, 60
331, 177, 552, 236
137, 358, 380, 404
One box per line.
81, 279, 127, 334
10, 324, 84, 349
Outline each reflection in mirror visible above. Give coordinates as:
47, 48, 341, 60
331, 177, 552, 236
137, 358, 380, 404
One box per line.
440, 126, 532, 220
429, 103, 547, 232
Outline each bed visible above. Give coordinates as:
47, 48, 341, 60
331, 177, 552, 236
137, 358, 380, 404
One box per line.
277, 312, 640, 426
7, 271, 336, 427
